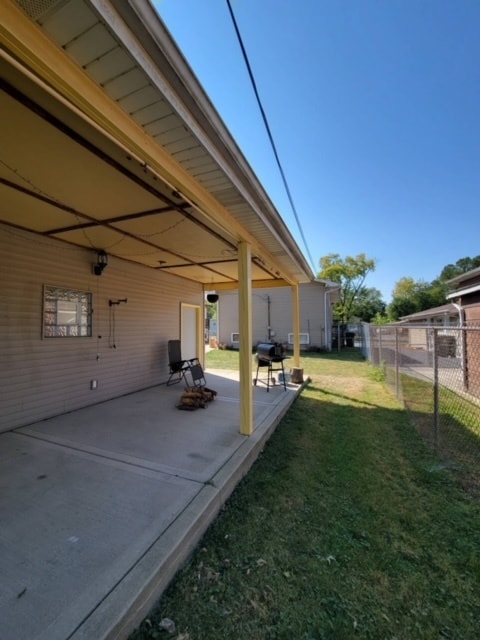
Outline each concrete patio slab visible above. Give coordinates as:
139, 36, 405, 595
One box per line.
0, 369, 304, 640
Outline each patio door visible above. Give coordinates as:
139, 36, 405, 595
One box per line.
181, 303, 201, 361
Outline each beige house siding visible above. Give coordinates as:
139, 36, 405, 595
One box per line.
0, 224, 202, 432
217, 290, 241, 345
218, 283, 332, 349
407, 328, 428, 349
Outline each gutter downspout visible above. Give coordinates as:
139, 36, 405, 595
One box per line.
324, 284, 341, 351
452, 301, 467, 389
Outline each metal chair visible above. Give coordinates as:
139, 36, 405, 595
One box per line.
188, 361, 207, 388
167, 340, 206, 387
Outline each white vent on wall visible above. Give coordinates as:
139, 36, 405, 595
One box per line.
231, 332, 240, 343
288, 333, 310, 345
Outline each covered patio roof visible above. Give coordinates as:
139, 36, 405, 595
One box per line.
1, 0, 314, 289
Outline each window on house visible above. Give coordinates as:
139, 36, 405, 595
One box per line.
288, 332, 310, 345
43, 286, 92, 337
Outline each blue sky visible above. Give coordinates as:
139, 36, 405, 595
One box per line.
154, 0, 480, 302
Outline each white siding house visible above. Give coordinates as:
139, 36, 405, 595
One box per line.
217, 281, 341, 351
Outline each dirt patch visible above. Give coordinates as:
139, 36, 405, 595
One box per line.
309, 374, 367, 396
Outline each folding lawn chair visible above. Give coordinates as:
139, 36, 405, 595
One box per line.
188, 361, 207, 388
167, 339, 206, 387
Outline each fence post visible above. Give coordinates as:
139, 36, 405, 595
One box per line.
432, 328, 440, 452
378, 328, 383, 368
461, 326, 468, 390
395, 327, 400, 399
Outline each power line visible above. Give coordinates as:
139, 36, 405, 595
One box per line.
225, 0, 317, 273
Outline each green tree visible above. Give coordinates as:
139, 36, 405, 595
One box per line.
371, 312, 390, 325
351, 287, 386, 322
438, 255, 480, 282
318, 253, 376, 324
391, 277, 416, 299
387, 278, 448, 321
364, 254, 480, 324
205, 300, 217, 321
387, 295, 419, 321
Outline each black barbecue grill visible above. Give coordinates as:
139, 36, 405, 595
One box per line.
254, 343, 289, 391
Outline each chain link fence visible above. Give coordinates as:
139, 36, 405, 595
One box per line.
361, 323, 480, 497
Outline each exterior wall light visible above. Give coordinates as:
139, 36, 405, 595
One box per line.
93, 250, 108, 276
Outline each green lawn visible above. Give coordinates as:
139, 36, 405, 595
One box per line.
400, 372, 480, 497
204, 347, 242, 370
130, 349, 480, 640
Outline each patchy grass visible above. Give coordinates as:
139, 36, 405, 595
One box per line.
130, 350, 480, 640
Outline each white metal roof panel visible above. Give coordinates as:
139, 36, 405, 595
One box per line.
64, 23, 118, 66
103, 67, 150, 101
84, 47, 135, 84
39, 0, 98, 41
117, 85, 163, 113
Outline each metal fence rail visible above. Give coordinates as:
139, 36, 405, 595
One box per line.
361, 323, 480, 496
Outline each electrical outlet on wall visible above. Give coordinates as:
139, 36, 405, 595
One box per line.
90, 380, 98, 390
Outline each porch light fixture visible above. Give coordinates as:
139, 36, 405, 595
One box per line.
93, 250, 108, 276
206, 276, 218, 303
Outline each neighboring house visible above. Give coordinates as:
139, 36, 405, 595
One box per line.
446, 267, 480, 395
217, 280, 341, 351
0, 0, 314, 435
398, 304, 461, 350
399, 304, 461, 326
446, 267, 480, 325
392, 272, 480, 396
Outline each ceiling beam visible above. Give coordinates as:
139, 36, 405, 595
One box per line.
204, 279, 290, 292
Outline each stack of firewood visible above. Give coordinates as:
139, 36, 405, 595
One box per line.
177, 387, 217, 410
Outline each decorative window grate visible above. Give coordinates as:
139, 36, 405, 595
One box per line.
43, 286, 92, 338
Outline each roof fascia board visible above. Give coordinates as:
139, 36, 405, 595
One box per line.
446, 266, 480, 285
313, 278, 341, 288
117, 0, 313, 279
447, 284, 480, 299
204, 279, 291, 292
1, 0, 299, 284
399, 304, 456, 320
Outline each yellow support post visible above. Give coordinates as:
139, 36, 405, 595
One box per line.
238, 241, 253, 436
292, 284, 301, 368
